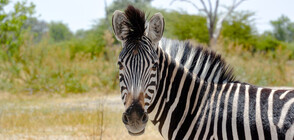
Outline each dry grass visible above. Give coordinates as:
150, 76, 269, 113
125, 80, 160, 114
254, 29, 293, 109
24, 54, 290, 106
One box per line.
0, 41, 120, 94
216, 43, 294, 87
0, 92, 162, 140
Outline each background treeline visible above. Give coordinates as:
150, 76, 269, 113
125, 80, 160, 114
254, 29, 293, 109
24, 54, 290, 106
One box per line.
0, 0, 294, 94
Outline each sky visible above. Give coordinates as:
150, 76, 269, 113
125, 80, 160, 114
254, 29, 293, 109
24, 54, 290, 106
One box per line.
6, 0, 294, 33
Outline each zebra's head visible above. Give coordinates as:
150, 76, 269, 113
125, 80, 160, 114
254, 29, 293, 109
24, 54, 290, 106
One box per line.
112, 5, 164, 135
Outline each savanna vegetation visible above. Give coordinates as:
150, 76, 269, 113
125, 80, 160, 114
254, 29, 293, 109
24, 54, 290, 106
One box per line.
0, 0, 294, 139
1, 0, 293, 94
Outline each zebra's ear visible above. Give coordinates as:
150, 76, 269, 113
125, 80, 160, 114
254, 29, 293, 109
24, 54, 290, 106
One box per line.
147, 13, 164, 43
112, 10, 128, 41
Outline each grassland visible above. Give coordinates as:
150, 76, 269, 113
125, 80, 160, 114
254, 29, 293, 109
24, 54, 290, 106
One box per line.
218, 43, 294, 87
0, 92, 162, 140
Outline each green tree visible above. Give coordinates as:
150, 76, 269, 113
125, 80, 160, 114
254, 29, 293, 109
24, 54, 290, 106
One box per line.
171, 0, 246, 46
163, 11, 209, 43
222, 11, 257, 48
270, 15, 294, 43
0, 0, 35, 57
48, 22, 72, 42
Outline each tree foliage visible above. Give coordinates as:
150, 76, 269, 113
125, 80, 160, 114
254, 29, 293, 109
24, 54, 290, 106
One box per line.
48, 22, 72, 42
270, 15, 294, 43
0, 0, 35, 57
171, 0, 246, 46
222, 11, 257, 48
163, 11, 209, 43
255, 33, 284, 51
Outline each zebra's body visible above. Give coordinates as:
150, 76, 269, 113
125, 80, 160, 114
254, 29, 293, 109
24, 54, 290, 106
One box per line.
112, 5, 294, 140
148, 46, 294, 140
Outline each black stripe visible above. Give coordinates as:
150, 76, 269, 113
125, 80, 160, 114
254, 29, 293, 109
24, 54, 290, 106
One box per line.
196, 51, 209, 78
145, 95, 151, 100
204, 54, 219, 81
260, 88, 272, 140
188, 47, 201, 73
237, 84, 246, 140
216, 84, 231, 139
148, 89, 154, 94
180, 42, 191, 65
226, 83, 237, 140
207, 84, 223, 138
211, 61, 222, 83
248, 85, 259, 140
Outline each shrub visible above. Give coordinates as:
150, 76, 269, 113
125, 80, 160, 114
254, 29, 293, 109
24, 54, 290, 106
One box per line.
255, 34, 285, 52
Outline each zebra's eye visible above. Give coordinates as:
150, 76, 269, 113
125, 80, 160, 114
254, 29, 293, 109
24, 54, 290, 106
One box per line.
151, 63, 158, 71
118, 62, 123, 70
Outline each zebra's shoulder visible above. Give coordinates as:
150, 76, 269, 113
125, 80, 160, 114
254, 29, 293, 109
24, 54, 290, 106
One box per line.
159, 38, 236, 84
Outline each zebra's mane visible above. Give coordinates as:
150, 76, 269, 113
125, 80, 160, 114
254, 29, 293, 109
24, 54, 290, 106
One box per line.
123, 5, 146, 41
159, 38, 236, 84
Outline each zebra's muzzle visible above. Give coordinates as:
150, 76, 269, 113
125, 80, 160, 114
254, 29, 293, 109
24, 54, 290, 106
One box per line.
122, 102, 148, 136
128, 129, 145, 136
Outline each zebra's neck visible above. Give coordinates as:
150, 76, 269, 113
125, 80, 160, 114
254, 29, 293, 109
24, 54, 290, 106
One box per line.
159, 38, 235, 84
147, 47, 210, 139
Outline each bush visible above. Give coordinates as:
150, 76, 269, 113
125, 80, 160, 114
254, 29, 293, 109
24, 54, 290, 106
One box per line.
255, 34, 285, 52
221, 11, 257, 49
68, 23, 109, 59
285, 42, 294, 59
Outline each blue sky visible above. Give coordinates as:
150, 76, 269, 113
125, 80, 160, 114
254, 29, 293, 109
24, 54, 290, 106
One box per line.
6, 0, 294, 33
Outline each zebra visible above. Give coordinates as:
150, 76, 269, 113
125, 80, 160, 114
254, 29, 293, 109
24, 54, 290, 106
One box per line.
112, 5, 294, 140
158, 38, 234, 84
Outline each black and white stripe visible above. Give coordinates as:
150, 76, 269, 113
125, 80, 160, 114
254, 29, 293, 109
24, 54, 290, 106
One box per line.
159, 38, 235, 84
114, 6, 294, 140
147, 47, 294, 139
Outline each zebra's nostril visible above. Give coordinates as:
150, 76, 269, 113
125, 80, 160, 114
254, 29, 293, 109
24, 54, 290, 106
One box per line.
126, 107, 132, 114
141, 113, 148, 123
122, 113, 128, 124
